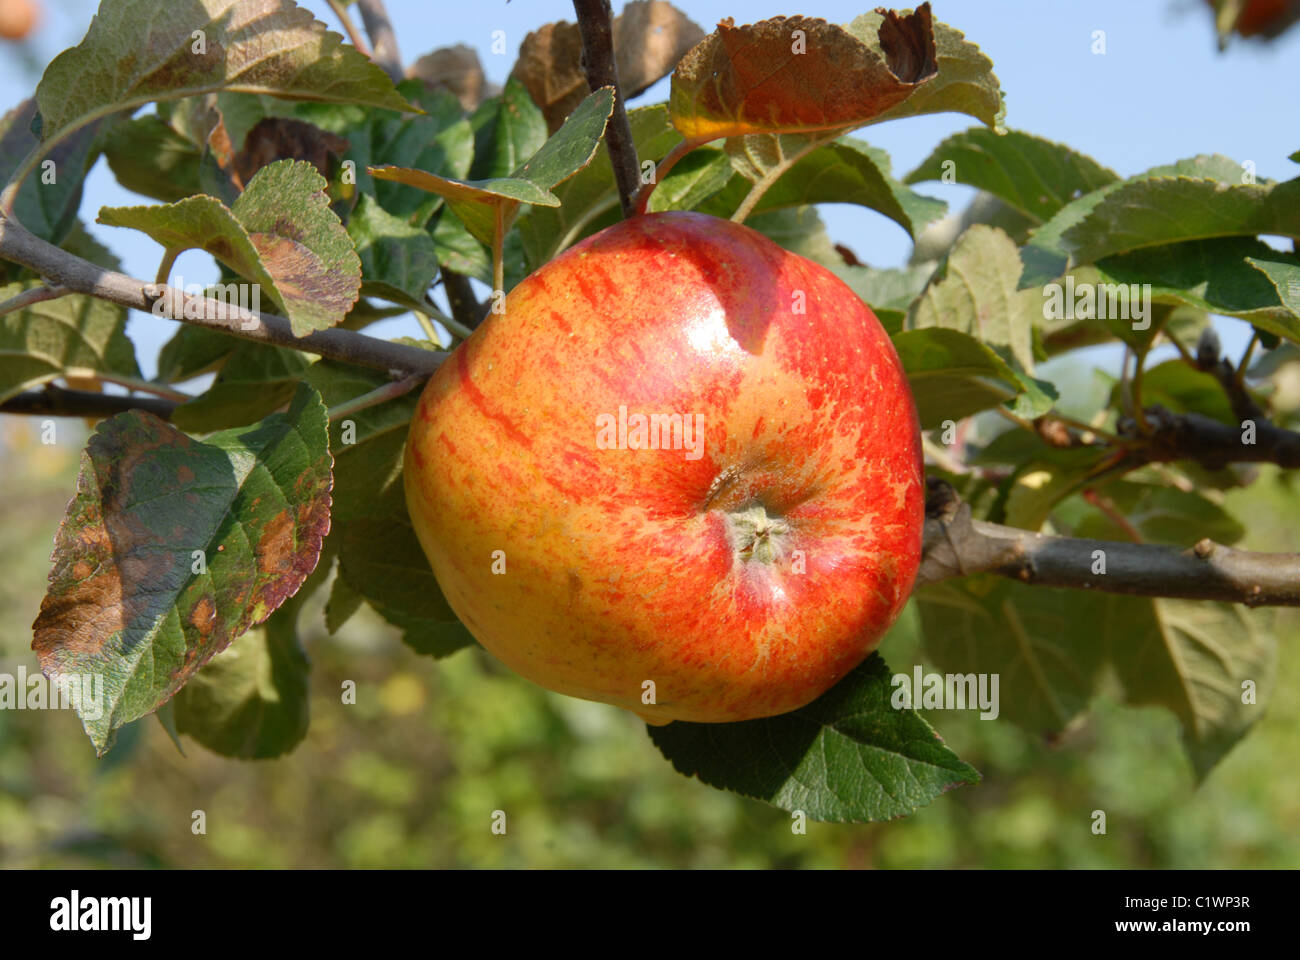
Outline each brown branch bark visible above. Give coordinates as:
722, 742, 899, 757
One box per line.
356, 0, 403, 82
918, 479, 1300, 607
0, 384, 177, 419
0, 215, 444, 377
1124, 406, 1300, 470
572, 0, 641, 219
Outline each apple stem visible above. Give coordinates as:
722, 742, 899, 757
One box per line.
492, 203, 506, 303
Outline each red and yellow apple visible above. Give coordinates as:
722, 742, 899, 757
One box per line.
405, 211, 923, 724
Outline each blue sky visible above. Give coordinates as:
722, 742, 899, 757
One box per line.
2, 0, 1297, 377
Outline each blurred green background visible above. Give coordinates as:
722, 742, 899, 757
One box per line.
1, 411, 1296, 869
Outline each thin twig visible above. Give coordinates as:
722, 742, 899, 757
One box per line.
327, 374, 422, 422
0, 282, 68, 317
356, 0, 403, 82
572, 0, 641, 218
0, 384, 177, 420
0, 213, 444, 377
1234, 330, 1260, 390
327, 0, 371, 56
77, 372, 192, 403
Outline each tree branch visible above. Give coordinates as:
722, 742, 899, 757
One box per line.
917, 479, 1300, 607
1122, 405, 1300, 470
356, 0, 403, 82
326, 0, 371, 56
572, 0, 641, 219
440, 270, 485, 331
0, 384, 177, 420
0, 214, 444, 377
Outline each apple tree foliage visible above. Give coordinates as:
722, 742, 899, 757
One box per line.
1, 0, 1296, 822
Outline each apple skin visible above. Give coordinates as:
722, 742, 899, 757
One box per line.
405, 210, 923, 724
0, 0, 37, 41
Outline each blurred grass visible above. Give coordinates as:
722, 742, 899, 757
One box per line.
0, 414, 1296, 869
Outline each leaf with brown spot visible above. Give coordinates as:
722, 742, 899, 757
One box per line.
668, 8, 937, 142
512, 1, 705, 132
31, 382, 332, 756
98, 159, 361, 335
34, 0, 418, 145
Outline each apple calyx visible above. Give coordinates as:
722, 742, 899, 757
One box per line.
724, 503, 792, 566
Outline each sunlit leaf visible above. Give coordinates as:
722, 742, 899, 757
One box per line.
31, 383, 332, 756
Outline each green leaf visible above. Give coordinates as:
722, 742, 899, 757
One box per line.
1019, 154, 1260, 288
1006, 371, 1060, 419
1072, 481, 1246, 547
338, 511, 475, 658
366, 166, 557, 247
171, 612, 310, 759
467, 77, 549, 181
0, 281, 139, 404
649, 652, 979, 822
347, 194, 439, 311
99, 112, 204, 203
1056, 239, 1300, 344
1109, 600, 1274, 780
645, 146, 733, 213
991, 446, 1117, 531
99, 159, 361, 335
312, 80, 472, 227
906, 127, 1117, 223
915, 579, 1108, 734
1245, 253, 1300, 342
371, 87, 615, 249
303, 356, 423, 525
1, 99, 106, 249
325, 566, 364, 634
907, 224, 1039, 373
364, 82, 473, 224
517, 104, 682, 270
846, 12, 1005, 130
1063, 176, 1300, 265
431, 210, 491, 282
34, 0, 417, 145
156, 325, 240, 384
170, 343, 310, 432
1113, 359, 1237, 426
31, 382, 333, 756
701, 137, 946, 238
744, 206, 932, 332
890, 327, 1022, 429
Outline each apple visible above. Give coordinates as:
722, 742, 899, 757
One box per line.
405, 211, 923, 724
0, 0, 37, 41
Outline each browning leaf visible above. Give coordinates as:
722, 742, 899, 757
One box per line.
669, 7, 937, 141
512, 0, 704, 132
30, 383, 332, 756
233, 116, 350, 190
407, 44, 491, 110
